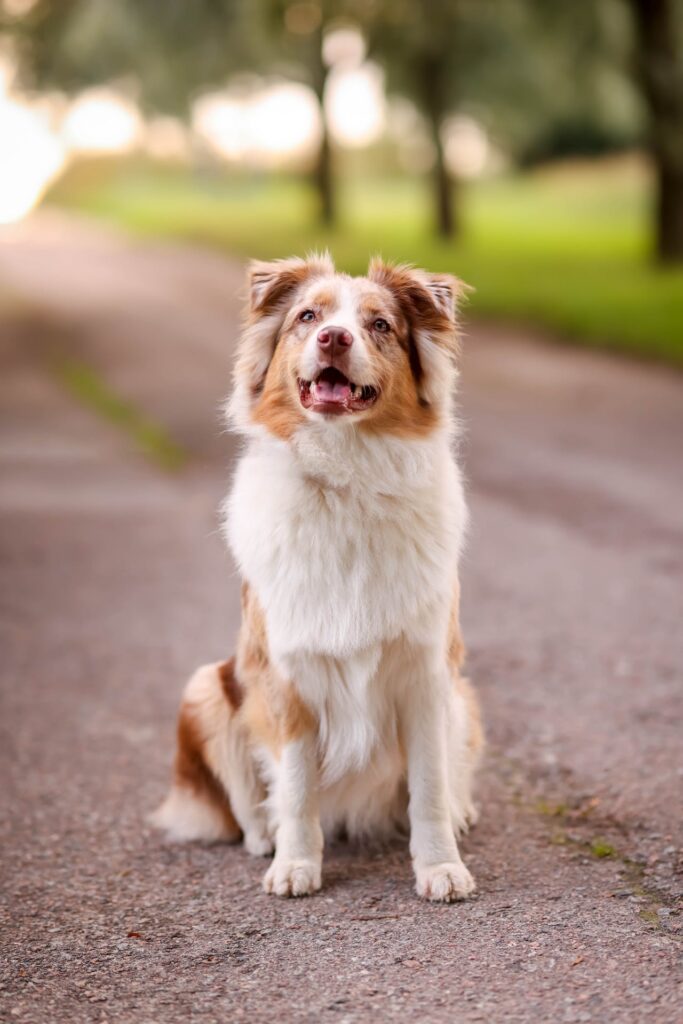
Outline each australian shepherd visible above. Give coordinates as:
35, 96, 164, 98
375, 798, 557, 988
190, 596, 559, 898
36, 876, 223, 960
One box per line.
152, 254, 483, 901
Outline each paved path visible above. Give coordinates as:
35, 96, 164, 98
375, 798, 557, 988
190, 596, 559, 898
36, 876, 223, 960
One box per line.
1, 213, 681, 1023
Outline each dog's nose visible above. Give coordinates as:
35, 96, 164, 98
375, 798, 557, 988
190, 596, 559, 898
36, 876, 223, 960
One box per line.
317, 325, 353, 354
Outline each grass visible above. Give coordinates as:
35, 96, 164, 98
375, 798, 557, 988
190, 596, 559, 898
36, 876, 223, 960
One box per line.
47, 156, 683, 365
56, 358, 187, 471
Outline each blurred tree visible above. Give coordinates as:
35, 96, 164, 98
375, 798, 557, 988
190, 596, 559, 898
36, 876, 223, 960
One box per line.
5, 0, 680, 256
3, 0, 338, 224
3, 0, 250, 113
355, 0, 466, 238
353, 0, 609, 239
627, 0, 683, 261
518, 0, 683, 263
511, 0, 642, 166
260, 1, 336, 224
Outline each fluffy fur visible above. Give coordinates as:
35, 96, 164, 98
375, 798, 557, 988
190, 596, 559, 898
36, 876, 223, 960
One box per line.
152, 254, 483, 901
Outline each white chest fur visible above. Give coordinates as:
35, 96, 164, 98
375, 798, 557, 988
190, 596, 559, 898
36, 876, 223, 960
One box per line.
224, 424, 467, 661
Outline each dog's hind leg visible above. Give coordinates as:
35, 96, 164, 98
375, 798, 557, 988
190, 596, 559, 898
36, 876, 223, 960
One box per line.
151, 660, 272, 855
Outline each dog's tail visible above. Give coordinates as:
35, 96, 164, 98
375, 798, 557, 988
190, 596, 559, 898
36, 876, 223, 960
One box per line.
150, 660, 242, 843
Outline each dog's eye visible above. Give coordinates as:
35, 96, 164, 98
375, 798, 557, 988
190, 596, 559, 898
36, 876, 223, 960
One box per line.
299, 309, 316, 323
373, 318, 390, 333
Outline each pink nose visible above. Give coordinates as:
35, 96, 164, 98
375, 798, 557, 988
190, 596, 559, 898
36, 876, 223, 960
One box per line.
317, 326, 353, 352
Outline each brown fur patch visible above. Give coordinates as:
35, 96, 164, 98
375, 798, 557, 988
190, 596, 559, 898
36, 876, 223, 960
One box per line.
251, 337, 306, 440
358, 290, 398, 324
238, 581, 271, 675
308, 285, 337, 310
218, 657, 243, 711
279, 684, 317, 741
243, 683, 316, 752
359, 352, 438, 439
174, 698, 240, 836
236, 583, 317, 755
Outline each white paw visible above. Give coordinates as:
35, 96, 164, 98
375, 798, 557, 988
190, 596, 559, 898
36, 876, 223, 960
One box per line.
415, 860, 476, 902
244, 830, 274, 857
263, 857, 322, 897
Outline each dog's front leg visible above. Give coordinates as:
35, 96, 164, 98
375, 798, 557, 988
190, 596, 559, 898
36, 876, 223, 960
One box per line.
263, 733, 323, 897
402, 665, 476, 902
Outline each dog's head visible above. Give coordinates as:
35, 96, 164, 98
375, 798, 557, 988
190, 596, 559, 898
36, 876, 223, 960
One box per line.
229, 253, 466, 439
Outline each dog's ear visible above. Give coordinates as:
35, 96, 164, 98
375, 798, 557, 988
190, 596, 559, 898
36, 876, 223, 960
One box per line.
368, 258, 469, 408
229, 253, 334, 429
248, 253, 334, 315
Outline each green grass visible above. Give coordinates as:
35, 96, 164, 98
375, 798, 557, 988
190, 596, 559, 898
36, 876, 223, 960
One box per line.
56, 358, 187, 471
48, 157, 683, 365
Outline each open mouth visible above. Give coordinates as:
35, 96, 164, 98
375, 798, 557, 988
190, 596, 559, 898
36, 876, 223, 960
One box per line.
298, 367, 379, 415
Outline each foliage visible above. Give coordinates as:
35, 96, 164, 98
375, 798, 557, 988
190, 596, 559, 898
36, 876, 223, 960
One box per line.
5, 0, 252, 113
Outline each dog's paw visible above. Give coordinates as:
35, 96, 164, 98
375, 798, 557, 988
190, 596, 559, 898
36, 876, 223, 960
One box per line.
263, 857, 321, 897
244, 829, 274, 857
414, 860, 476, 902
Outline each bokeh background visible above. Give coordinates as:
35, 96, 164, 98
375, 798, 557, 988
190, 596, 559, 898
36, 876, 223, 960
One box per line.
1, 0, 682, 361
2, 3, 683, 1021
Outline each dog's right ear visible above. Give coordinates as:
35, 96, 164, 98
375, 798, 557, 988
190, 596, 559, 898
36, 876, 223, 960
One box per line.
248, 253, 334, 315
229, 253, 334, 430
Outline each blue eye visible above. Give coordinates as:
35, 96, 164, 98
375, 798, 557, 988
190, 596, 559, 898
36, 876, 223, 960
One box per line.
373, 318, 390, 333
300, 309, 316, 323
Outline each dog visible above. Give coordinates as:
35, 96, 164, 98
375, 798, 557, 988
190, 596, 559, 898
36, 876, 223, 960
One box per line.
152, 253, 483, 901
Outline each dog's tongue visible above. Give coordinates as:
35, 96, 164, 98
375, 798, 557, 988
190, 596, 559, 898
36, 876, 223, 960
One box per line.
315, 377, 351, 403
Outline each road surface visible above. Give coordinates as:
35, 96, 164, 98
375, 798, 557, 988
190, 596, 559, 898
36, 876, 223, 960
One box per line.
1, 213, 681, 1023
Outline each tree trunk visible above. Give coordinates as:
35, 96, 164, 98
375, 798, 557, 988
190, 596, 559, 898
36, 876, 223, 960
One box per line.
418, 53, 458, 239
629, 0, 683, 262
314, 116, 334, 227
430, 110, 457, 238
656, 162, 683, 261
311, 23, 334, 227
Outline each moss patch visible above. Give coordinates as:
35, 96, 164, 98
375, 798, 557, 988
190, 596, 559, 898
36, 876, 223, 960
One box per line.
590, 838, 617, 859
55, 358, 187, 472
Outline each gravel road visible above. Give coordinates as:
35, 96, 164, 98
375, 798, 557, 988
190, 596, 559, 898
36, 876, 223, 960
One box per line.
1, 213, 681, 1023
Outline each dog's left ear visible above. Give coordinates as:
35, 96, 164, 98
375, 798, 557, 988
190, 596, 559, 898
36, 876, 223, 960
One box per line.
229, 252, 334, 429
368, 259, 469, 407
422, 274, 459, 321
